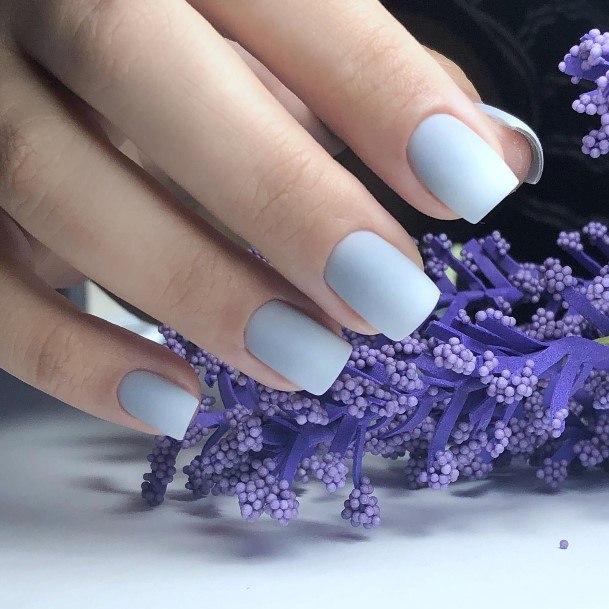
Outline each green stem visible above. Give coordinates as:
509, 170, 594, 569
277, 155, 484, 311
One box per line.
595, 336, 609, 346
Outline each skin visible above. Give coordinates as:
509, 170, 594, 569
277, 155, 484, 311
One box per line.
0, 0, 532, 434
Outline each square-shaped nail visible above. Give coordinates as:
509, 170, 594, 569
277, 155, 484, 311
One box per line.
408, 114, 519, 223
324, 231, 440, 341
245, 300, 352, 395
118, 370, 200, 439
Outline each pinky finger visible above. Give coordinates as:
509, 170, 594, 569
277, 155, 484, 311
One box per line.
0, 221, 201, 439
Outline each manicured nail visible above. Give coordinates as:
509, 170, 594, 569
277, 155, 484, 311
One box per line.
477, 103, 544, 185
325, 231, 440, 341
118, 370, 199, 439
408, 114, 519, 224
245, 300, 352, 395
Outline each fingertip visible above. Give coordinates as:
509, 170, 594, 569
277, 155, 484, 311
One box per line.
117, 369, 201, 440
497, 127, 534, 186
244, 300, 351, 395
477, 103, 543, 185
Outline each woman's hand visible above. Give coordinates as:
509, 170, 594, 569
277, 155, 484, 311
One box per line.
0, 0, 541, 439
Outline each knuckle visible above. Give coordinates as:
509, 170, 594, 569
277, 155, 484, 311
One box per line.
27, 319, 84, 394
157, 245, 220, 322
241, 138, 328, 249
66, 0, 168, 93
156, 245, 248, 348
0, 110, 73, 226
0, 113, 46, 205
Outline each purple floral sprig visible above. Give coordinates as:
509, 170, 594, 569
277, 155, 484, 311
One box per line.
142, 225, 609, 529
559, 28, 609, 158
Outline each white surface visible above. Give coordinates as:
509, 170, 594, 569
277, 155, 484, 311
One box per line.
2, 391, 609, 609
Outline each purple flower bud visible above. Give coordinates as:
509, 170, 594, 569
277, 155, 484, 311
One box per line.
560, 30, 609, 158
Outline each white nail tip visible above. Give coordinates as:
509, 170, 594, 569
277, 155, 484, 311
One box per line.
118, 371, 200, 439
477, 103, 544, 185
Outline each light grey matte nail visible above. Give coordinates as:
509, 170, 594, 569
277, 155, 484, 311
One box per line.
245, 300, 351, 396
477, 103, 544, 185
118, 371, 199, 439
408, 114, 519, 224
325, 231, 440, 341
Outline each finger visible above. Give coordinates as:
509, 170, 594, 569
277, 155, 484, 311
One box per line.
12, 0, 440, 342
134, 36, 347, 245
14, 225, 84, 288
476, 104, 541, 186
0, 54, 352, 395
423, 48, 539, 185
25, 235, 85, 288
133, 37, 347, 228
423, 47, 481, 103
0, 211, 201, 439
198, 0, 538, 223
226, 40, 346, 157
0, 203, 82, 288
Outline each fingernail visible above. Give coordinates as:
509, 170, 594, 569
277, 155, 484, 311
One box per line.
477, 103, 544, 185
118, 370, 199, 439
245, 300, 351, 395
408, 114, 519, 224
325, 231, 440, 341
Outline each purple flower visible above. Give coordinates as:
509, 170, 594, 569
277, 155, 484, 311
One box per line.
559, 29, 609, 158
142, 223, 609, 527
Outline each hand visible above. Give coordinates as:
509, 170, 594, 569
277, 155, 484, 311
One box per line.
0, 0, 540, 439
